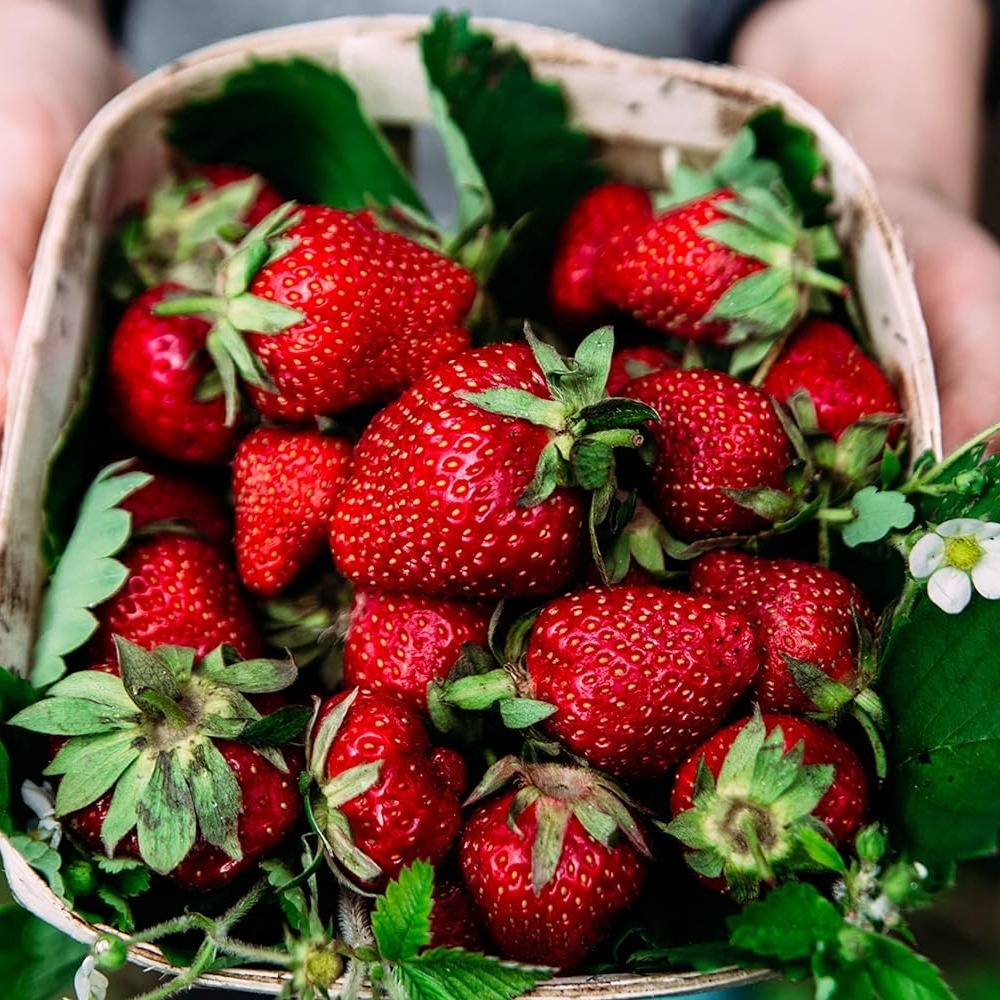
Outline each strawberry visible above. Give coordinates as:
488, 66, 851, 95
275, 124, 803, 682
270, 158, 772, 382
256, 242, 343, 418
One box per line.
547, 181, 653, 329
329, 330, 656, 598
163, 204, 477, 422
762, 318, 902, 441
119, 459, 231, 548
11, 641, 303, 889
342, 590, 492, 713
188, 164, 285, 226
90, 534, 262, 663
232, 426, 353, 597
624, 366, 795, 540
307, 690, 466, 889
107, 284, 244, 463
595, 187, 844, 345
668, 711, 869, 900
604, 343, 679, 396
429, 873, 490, 952
690, 550, 876, 715
459, 757, 649, 970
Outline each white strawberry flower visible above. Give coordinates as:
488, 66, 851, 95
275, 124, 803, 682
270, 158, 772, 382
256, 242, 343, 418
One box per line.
21, 779, 61, 849
72, 955, 108, 1000
908, 518, 1000, 614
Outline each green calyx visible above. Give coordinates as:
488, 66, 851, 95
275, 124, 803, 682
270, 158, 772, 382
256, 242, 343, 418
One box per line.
665, 711, 839, 903
467, 755, 651, 894
122, 173, 263, 292
9, 638, 298, 876
460, 326, 658, 577
699, 187, 846, 345
152, 202, 307, 425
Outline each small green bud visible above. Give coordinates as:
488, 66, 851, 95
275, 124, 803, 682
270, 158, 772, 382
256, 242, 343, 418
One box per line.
854, 823, 887, 863
62, 859, 97, 898
94, 934, 129, 971
305, 946, 343, 988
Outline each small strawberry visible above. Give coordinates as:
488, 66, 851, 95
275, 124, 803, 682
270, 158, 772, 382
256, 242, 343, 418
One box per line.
668, 711, 869, 900
107, 284, 244, 463
762, 317, 903, 442
690, 550, 876, 716
307, 690, 466, 889
11, 640, 303, 889
342, 590, 492, 713
232, 426, 354, 597
90, 533, 262, 663
329, 329, 656, 598
547, 181, 653, 329
595, 187, 844, 345
624, 366, 795, 540
459, 756, 650, 970
604, 343, 679, 396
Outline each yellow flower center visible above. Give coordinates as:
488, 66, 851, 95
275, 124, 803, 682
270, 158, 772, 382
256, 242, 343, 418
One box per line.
944, 535, 984, 573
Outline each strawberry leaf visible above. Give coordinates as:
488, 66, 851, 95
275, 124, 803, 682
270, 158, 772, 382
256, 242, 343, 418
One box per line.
0, 903, 89, 1000
840, 487, 915, 547
371, 859, 434, 963
878, 592, 1000, 877
167, 58, 424, 213
392, 947, 551, 1000
728, 882, 841, 962
7, 834, 66, 898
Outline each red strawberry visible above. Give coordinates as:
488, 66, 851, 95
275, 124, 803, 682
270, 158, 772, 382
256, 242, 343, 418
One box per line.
108, 284, 244, 463
342, 590, 491, 713
624, 366, 795, 540
309, 690, 466, 889
91, 534, 262, 663
12, 642, 303, 890
595, 187, 843, 345
459, 757, 649, 970
526, 585, 761, 779
119, 460, 231, 548
548, 181, 652, 329
429, 874, 490, 952
668, 711, 869, 899
187, 163, 285, 226
232, 426, 353, 597
605, 343, 679, 396
329, 332, 654, 598
690, 550, 875, 715
762, 318, 902, 441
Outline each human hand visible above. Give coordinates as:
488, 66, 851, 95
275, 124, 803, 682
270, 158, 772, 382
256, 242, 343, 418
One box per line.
0, 0, 124, 429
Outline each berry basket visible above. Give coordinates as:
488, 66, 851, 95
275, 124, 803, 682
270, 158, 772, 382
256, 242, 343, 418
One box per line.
0, 15, 940, 999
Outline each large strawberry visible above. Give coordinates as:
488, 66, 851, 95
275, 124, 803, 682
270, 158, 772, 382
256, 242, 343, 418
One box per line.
690, 550, 876, 716
667, 711, 869, 901
595, 186, 844, 346
547, 181, 653, 329
459, 756, 650, 970
232, 426, 354, 597
329, 329, 657, 598
762, 317, 903, 441
342, 590, 491, 713
624, 366, 795, 540
90, 533, 262, 664
108, 284, 245, 463
307, 690, 466, 889
438, 584, 760, 780
11, 640, 303, 889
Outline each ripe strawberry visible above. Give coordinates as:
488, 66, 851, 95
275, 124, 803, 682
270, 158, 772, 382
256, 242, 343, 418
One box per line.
429, 873, 490, 952
12, 641, 303, 889
548, 181, 653, 329
329, 331, 655, 598
342, 590, 491, 713
527, 585, 760, 779
762, 318, 902, 441
459, 757, 649, 970
108, 284, 244, 463
308, 690, 466, 889
90, 534, 262, 663
605, 343, 679, 396
595, 187, 843, 345
668, 711, 869, 900
119, 460, 231, 548
624, 366, 794, 540
690, 550, 875, 715
232, 426, 353, 597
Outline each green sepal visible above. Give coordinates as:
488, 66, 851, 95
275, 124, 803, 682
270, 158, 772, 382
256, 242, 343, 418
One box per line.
10, 697, 137, 737
530, 799, 571, 893
458, 388, 567, 429
306, 689, 358, 783
240, 705, 312, 746
499, 698, 556, 730
115, 637, 184, 717
187, 740, 243, 859
103, 753, 156, 853
136, 751, 198, 875
320, 803, 383, 884
322, 761, 382, 810
784, 656, 855, 715
227, 293, 304, 335
49, 729, 143, 816
440, 667, 518, 712
198, 648, 298, 693
709, 267, 801, 335
516, 441, 567, 508
723, 486, 798, 522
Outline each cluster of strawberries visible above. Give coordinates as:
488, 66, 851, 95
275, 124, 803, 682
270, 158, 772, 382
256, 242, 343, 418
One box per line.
19, 154, 905, 974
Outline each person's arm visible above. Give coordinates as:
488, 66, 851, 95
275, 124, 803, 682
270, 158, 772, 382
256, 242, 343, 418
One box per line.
731, 0, 1000, 451
0, 0, 124, 425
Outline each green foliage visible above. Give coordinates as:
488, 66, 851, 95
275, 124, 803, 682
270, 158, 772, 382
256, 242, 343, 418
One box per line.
371, 859, 434, 963
840, 487, 914, 547
167, 58, 424, 212
0, 903, 88, 1000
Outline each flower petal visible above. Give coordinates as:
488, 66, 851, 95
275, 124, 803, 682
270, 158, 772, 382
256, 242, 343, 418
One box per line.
972, 521, 1000, 540
972, 552, 1000, 599
928, 566, 972, 615
937, 518, 985, 538
909, 533, 946, 579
